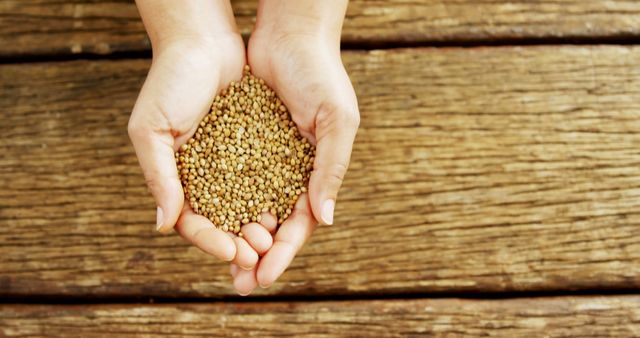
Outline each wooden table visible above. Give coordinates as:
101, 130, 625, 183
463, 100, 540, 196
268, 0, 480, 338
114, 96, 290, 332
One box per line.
2, 1, 640, 336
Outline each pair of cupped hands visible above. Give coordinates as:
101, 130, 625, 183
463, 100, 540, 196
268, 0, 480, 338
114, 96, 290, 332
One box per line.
128, 25, 359, 295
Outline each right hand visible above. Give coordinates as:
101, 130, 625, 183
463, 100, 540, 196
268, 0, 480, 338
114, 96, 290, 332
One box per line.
128, 34, 272, 271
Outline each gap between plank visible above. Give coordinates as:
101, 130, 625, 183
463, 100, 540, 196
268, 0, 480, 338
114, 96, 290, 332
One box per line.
2, 288, 640, 305
3, 35, 640, 65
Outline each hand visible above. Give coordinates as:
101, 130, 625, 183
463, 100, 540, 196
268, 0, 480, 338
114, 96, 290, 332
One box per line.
229, 26, 360, 294
128, 33, 265, 270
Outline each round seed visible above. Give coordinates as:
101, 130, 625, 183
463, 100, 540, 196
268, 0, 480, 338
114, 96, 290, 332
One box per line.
175, 66, 315, 233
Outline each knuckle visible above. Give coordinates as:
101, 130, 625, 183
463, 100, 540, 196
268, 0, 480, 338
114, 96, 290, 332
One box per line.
127, 117, 145, 141
144, 176, 160, 194
345, 111, 360, 129
317, 101, 360, 131
190, 224, 209, 241
322, 162, 348, 186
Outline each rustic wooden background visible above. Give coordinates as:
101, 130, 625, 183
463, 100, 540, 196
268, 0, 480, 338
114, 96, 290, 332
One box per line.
2, 0, 640, 336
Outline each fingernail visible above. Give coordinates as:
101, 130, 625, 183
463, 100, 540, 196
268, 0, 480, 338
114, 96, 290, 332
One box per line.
321, 199, 335, 225
259, 282, 270, 289
156, 206, 164, 231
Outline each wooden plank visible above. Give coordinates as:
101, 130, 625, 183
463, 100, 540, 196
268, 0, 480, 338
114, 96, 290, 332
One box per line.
2, 1, 640, 57
2, 46, 640, 297
1, 296, 639, 337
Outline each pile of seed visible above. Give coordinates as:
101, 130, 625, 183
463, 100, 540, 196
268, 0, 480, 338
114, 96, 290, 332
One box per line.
175, 66, 315, 234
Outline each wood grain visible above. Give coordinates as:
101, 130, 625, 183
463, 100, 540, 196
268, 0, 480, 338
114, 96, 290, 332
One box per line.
2, 46, 640, 297
1, 296, 640, 337
2, 0, 640, 57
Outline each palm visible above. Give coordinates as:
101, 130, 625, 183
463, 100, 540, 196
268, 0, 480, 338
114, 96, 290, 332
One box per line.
228, 33, 359, 294
148, 38, 245, 145
249, 34, 357, 142
129, 35, 264, 269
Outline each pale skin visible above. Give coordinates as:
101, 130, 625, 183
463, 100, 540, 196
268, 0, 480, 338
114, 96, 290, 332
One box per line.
129, 0, 359, 295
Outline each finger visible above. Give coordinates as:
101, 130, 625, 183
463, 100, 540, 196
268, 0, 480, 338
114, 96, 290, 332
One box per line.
230, 263, 239, 278
257, 194, 317, 288
175, 206, 236, 262
128, 119, 184, 233
308, 103, 359, 225
259, 212, 278, 233
233, 266, 258, 296
232, 236, 259, 270
241, 222, 273, 255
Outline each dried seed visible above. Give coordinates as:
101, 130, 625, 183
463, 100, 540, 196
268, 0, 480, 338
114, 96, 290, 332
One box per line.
175, 66, 315, 233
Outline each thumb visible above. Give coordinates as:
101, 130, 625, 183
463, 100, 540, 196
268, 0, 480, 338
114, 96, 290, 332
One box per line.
128, 119, 184, 234
308, 103, 360, 225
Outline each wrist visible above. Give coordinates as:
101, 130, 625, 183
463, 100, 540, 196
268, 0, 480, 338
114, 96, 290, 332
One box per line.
253, 1, 346, 46
152, 32, 241, 55
251, 21, 340, 54
137, 0, 240, 53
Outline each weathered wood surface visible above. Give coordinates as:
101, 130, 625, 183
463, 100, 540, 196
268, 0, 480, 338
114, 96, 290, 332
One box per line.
2, 46, 640, 297
2, 0, 640, 57
1, 296, 639, 337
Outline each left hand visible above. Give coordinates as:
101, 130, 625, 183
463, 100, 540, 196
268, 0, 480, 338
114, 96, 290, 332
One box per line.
229, 26, 360, 295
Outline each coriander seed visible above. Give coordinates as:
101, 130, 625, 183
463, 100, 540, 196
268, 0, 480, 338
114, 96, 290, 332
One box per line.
175, 66, 315, 235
